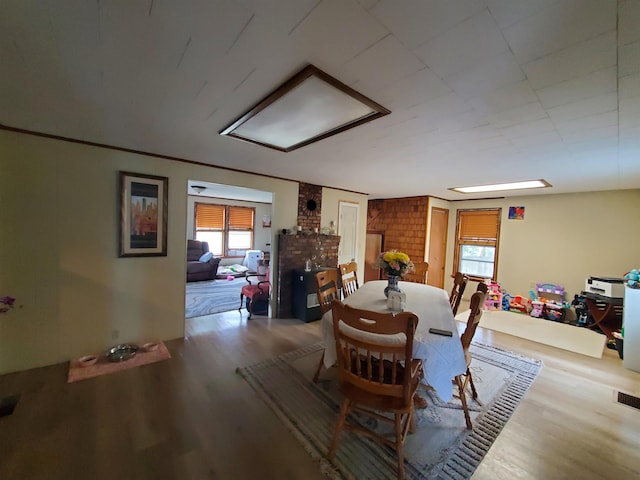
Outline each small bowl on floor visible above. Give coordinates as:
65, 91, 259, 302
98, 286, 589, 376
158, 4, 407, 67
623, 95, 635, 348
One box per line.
106, 344, 139, 362
142, 342, 159, 352
78, 355, 98, 367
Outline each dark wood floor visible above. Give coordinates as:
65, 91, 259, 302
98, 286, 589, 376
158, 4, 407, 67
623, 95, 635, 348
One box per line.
1, 307, 639, 479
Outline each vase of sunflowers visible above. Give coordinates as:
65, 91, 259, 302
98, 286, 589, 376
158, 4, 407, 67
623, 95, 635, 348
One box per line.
375, 250, 415, 298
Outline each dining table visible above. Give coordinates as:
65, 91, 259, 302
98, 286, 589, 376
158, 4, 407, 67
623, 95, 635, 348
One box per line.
321, 280, 467, 402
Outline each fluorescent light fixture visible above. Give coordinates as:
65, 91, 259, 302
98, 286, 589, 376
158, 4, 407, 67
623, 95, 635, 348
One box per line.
220, 65, 390, 152
450, 179, 551, 194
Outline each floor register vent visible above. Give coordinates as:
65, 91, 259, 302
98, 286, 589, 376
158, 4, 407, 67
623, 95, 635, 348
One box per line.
616, 391, 640, 410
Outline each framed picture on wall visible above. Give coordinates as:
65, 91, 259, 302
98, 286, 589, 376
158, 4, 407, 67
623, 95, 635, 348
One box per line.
119, 171, 169, 257
262, 214, 271, 228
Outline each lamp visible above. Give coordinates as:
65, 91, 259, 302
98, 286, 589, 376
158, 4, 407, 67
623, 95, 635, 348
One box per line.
192, 185, 207, 194
219, 65, 390, 152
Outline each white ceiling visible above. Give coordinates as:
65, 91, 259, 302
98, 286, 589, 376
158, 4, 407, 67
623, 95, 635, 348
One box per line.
1, 0, 639, 200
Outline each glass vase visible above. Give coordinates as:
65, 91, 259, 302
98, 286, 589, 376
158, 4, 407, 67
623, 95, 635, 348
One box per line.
384, 275, 401, 298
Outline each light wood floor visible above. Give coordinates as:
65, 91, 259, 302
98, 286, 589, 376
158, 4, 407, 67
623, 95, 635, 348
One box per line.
1, 308, 639, 480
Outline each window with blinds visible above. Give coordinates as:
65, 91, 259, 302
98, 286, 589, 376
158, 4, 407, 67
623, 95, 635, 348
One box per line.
454, 208, 501, 280
195, 203, 254, 257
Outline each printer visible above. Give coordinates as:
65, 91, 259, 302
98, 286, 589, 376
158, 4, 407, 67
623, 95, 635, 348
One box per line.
585, 276, 625, 298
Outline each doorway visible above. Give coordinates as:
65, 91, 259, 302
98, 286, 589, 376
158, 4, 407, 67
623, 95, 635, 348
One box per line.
427, 207, 448, 288
364, 232, 383, 282
185, 180, 274, 320
338, 201, 359, 265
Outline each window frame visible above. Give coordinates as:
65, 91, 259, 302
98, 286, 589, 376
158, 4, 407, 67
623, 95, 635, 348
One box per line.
194, 203, 255, 258
453, 208, 501, 282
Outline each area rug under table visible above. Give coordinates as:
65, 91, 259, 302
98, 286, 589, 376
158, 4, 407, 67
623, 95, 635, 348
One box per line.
456, 309, 607, 358
67, 342, 171, 383
237, 342, 542, 480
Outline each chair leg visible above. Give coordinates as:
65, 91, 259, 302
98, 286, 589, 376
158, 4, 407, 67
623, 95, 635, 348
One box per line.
467, 368, 481, 404
395, 413, 405, 480
239, 293, 244, 311
247, 299, 253, 319
312, 350, 325, 383
455, 375, 472, 429
328, 398, 350, 460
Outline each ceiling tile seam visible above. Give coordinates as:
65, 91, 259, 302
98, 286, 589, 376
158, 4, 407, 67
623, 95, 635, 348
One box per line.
486, 0, 563, 31
519, 29, 618, 68
341, 32, 393, 67
534, 65, 619, 107
176, 37, 192, 69
226, 14, 255, 55
233, 67, 256, 92
193, 81, 208, 101
410, 6, 494, 52
288, 0, 322, 36
353, 4, 432, 74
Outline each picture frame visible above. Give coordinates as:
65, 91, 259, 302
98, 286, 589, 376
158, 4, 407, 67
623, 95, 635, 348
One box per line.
119, 171, 168, 257
508, 206, 525, 220
262, 214, 271, 228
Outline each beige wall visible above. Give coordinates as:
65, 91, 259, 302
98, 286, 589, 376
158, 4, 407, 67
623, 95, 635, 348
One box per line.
0, 130, 299, 374
439, 190, 640, 302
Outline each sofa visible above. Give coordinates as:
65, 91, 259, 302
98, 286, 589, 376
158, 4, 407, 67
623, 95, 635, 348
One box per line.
186, 240, 221, 282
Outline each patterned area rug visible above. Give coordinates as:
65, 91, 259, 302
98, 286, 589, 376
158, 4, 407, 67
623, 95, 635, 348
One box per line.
237, 342, 542, 480
185, 276, 246, 318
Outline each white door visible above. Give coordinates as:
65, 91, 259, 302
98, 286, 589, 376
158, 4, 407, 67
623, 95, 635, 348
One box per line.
338, 202, 359, 265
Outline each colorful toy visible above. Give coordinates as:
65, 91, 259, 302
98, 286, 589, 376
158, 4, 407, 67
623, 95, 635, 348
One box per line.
484, 282, 503, 310
502, 293, 512, 311
509, 295, 530, 314
530, 300, 544, 318
535, 282, 567, 322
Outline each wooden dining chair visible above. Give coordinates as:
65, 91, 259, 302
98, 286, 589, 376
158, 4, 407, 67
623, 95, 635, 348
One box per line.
328, 301, 423, 480
403, 261, 429, 284
338, 261, 359, 298
312, 269, 340, 383
449, 272, 469, 316
454, 289, 487, 429
315, 269, 340, 314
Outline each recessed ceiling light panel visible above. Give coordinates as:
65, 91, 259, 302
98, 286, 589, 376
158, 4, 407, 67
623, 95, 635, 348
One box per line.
219, 65, 390, 152
449, 179, 551, 194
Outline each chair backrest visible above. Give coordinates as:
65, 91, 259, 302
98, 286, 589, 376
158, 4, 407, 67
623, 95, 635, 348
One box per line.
403, 261, 429, 284
315, 269, 339, 314
339, 261, 359, 298
476, 282, 488, 294
331, 301, 418, 402
460, 290, 487, 351
449, 272, 469, 315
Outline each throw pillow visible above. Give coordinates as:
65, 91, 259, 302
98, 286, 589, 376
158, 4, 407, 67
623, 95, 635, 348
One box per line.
198, 252, 213, 263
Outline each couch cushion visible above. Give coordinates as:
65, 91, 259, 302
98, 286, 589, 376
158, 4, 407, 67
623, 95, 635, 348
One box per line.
199, 251, 213, 262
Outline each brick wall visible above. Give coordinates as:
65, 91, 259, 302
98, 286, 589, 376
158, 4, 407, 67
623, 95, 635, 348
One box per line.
276, 233, 340, 318
297, 182, 322, 231
367, 196, 430, 267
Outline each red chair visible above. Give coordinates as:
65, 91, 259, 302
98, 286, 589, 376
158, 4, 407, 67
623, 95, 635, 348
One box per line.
239, 268, 270, 319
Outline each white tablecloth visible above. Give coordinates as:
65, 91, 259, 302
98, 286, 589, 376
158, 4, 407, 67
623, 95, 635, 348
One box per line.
322, 280, 466, 401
